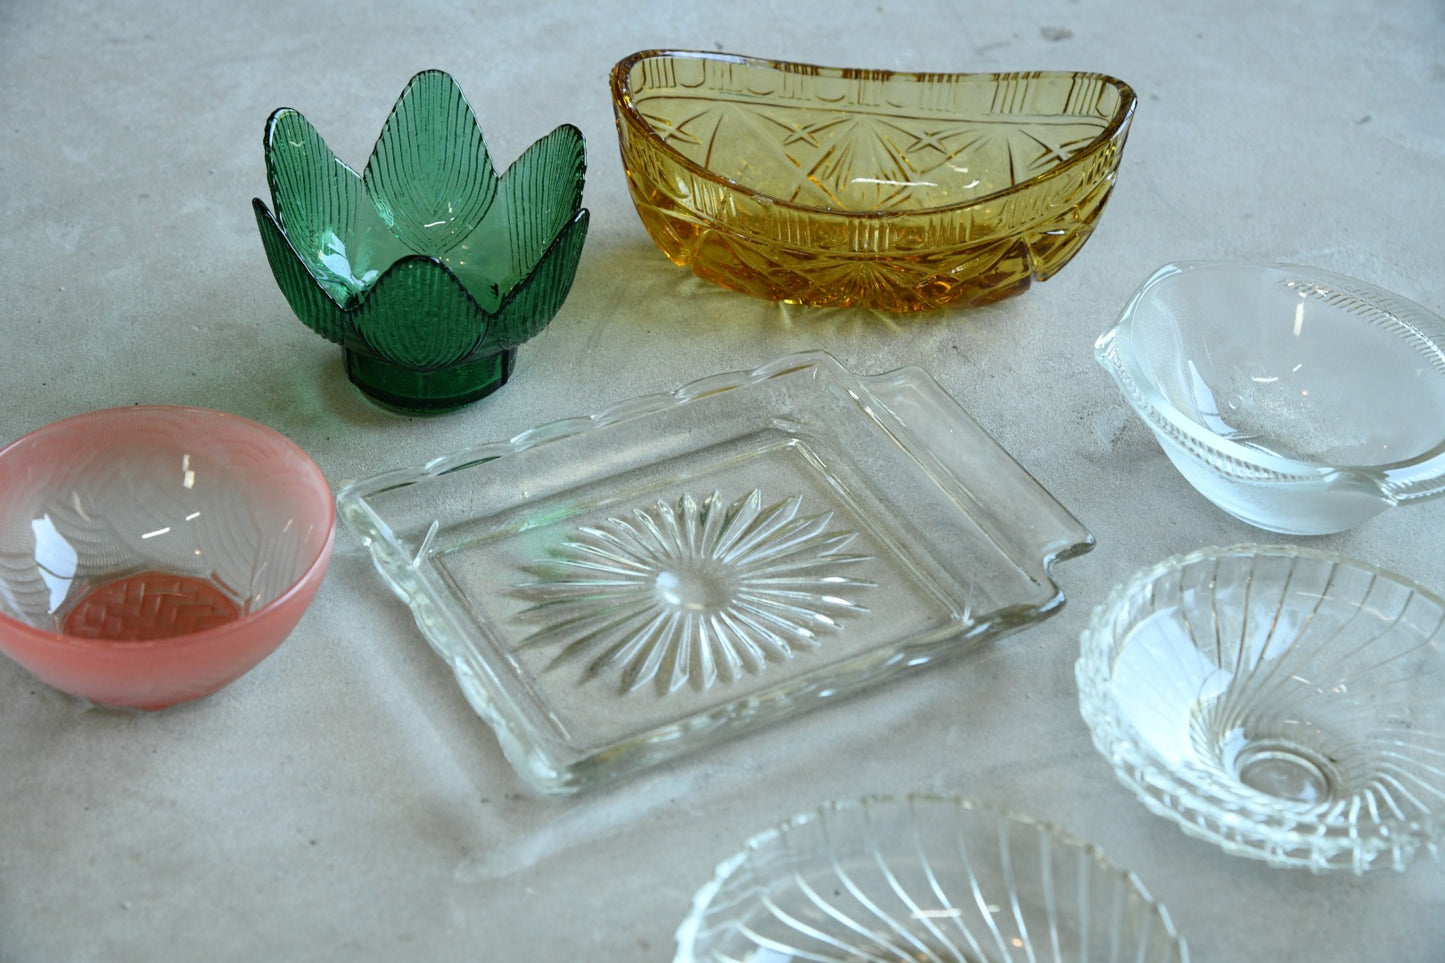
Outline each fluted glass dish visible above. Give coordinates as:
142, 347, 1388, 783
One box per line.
254, 69, 589, 412
1096, 261, 1445, 534
1077, 545, 1445, 873
337, 352, 1092, 794
610, 50, 1136, 312
0, 407, 335, 709
675, 795, 1188, 962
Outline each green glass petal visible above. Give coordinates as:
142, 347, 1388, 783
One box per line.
264, 108, 406, 307
498, 124, 587, 283
350, 257, 486, 370
443, 124, 585, 313
492, 209, 590, 348
363, 70, 498, 257
253, 198, 350, 343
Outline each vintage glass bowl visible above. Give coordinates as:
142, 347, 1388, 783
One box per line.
1097, 261, 1445, 534
1078, 545, 1445, 873
254, 69, 589, 412
675, 795, 1187, 962
610, 50, 1136, 312
337, 352, 1093, 794
0, 407, 335, 709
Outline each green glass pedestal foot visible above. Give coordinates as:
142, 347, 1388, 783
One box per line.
343, 349, 516, 413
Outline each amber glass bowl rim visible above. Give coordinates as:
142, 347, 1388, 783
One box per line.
610, 48, 1138, 221
0, 405, 337, 652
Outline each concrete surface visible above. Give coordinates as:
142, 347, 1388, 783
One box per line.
1, 0, 1442, 958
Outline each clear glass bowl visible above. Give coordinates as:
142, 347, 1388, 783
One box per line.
0, 407, 335, 709
674, 795, 1188, 962
254, 69, 589, 412
611, 50, 1136, 312
1077, 545, 1445, 872
1096, 261, 1445, 534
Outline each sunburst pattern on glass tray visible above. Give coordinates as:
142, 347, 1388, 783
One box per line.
511, 490, 876, 696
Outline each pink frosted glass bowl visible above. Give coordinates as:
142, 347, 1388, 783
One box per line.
0, 407, 335, 709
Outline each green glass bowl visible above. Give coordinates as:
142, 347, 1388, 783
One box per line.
253, 70, 589, 412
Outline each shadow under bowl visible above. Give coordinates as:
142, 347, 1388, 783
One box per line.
675, 795, 1186, 962
0, 407, 335, 709
1096, 260, 1445, 534
1078, 544, 1445, 872
611, 50, 1136, 312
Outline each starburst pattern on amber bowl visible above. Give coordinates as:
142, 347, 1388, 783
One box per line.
511, 490, 875, 695
610, 50, 1137, 311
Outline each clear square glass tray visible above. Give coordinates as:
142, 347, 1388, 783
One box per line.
336, 352, 1093, 794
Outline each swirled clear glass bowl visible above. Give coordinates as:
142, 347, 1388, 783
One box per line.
675, 795, 1187, 962
1096, 261, 1445, 534
1077, 545, 1445, 872
0, 407, 335, 709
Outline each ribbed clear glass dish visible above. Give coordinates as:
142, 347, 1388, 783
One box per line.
337, 352, 1092, 794
1078, 545, 1445, 872
675, 795, 1188, 962
611, 50, 1135, 312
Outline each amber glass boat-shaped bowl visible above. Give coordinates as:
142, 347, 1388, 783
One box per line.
611, 50, 1136, 312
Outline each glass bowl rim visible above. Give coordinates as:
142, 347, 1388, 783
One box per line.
255, 91, 590, 311
254, 195, 589, 311
1096, 260, 1445, 487
1077, 542, 1445, 861
610, 48, 1138, 224
0, 405, 336, 652
674, 792, 1186, 959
